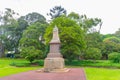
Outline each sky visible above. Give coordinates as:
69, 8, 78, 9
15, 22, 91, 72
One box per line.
0, 0, 120, 34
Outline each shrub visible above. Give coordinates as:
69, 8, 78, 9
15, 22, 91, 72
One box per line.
10, 62, 30, 67
108, 52, 120, 63
84, 48, 102, 60
20, 46, 43, 63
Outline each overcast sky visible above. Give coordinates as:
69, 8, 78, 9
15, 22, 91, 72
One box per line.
0, 0, 120, 34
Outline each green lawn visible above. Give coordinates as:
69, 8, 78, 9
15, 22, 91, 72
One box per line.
85, 67, 120, 80
0, 58, 41, 77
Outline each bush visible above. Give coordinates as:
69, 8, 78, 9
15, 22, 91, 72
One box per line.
84, 48, 102, 60
10, 62, 30, 67
20, 46, 43, 63
14, 53, 21, 58
108, 52, 120, 63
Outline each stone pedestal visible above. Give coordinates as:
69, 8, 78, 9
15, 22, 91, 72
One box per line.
44, 58, 65, 72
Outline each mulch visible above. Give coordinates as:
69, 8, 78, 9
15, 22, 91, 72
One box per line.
0, 68, 86, 80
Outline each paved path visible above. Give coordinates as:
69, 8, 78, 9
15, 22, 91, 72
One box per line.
0, 68, 86, 80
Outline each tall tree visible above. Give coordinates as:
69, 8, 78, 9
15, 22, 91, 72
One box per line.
19, 21, 48, 59
0, 8, 19, 25
19, 12, 46, 25
44, 16, 86, 61
68, 12, 103, 59
68, 12, 102, 33
0, 8, 19, 57
47, 6, 67, 19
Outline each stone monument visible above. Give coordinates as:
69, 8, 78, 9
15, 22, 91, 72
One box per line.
43, 26, 68, 72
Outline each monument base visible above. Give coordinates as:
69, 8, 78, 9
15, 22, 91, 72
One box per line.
37, 68, 69, 73
42, 58, 69, 72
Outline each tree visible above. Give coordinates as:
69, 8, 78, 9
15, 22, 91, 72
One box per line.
114, 28, 120, 38
68, 12, 102, 33
44, 16, 86, 61
17, 18, 28, 31
101, 34, 114, 40
19, 12, 46, 25
103, 37, 120, 43
84, 48, 102, 60
0, 42, 4, 57
19, 21, 48, 58
68, 12, 80, 20
21, 46, 42, 63
0, 8, 19, 56
108, 52, 120, 63
47, 6, 67, 19
0, 8, 19, 25
15, 18, 29, 50
85, 32, 103, 48
20, 22, 47, 49
101, 37, 120, 59
68, 12, 103, 59
3, 21, 19, 51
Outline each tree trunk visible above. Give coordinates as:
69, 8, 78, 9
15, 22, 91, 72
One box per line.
0, 43, 5, 57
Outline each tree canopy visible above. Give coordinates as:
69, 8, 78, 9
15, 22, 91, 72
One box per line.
0, 7, 120, 62
47, 6, 67, 19
44, 16, 86, 61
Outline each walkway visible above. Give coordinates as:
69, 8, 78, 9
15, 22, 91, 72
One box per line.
0, 68, 86, 80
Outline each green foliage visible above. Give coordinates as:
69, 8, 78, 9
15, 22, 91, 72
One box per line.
85, 32, 103, 48
102, 37, 120, 59
84, 48, 102, 60
65, 60, 120, 68
19, 22, 47, 58
0, 8, 27, 54
103, 36, 120, 43
114, 28, 120, 38
0, 17, 20, 52
47, 6, 67, 19
0, 8, 19, 25
62, 43, 81, 61
20, 12, 46, 25
108, 52, 120, 63
67, 12, 103, 60
67, 12, 102, 33
17, 18, 28, 32
68, 12, 79, 19
101, 34, 114, 40
44, 16, 86, 61
21, 46, 42, 63
10, 62, 30, 67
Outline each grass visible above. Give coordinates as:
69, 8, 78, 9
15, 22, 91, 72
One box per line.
66, 60, 120, 80
0, 58, 41, 77
85, 67, 120, 80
